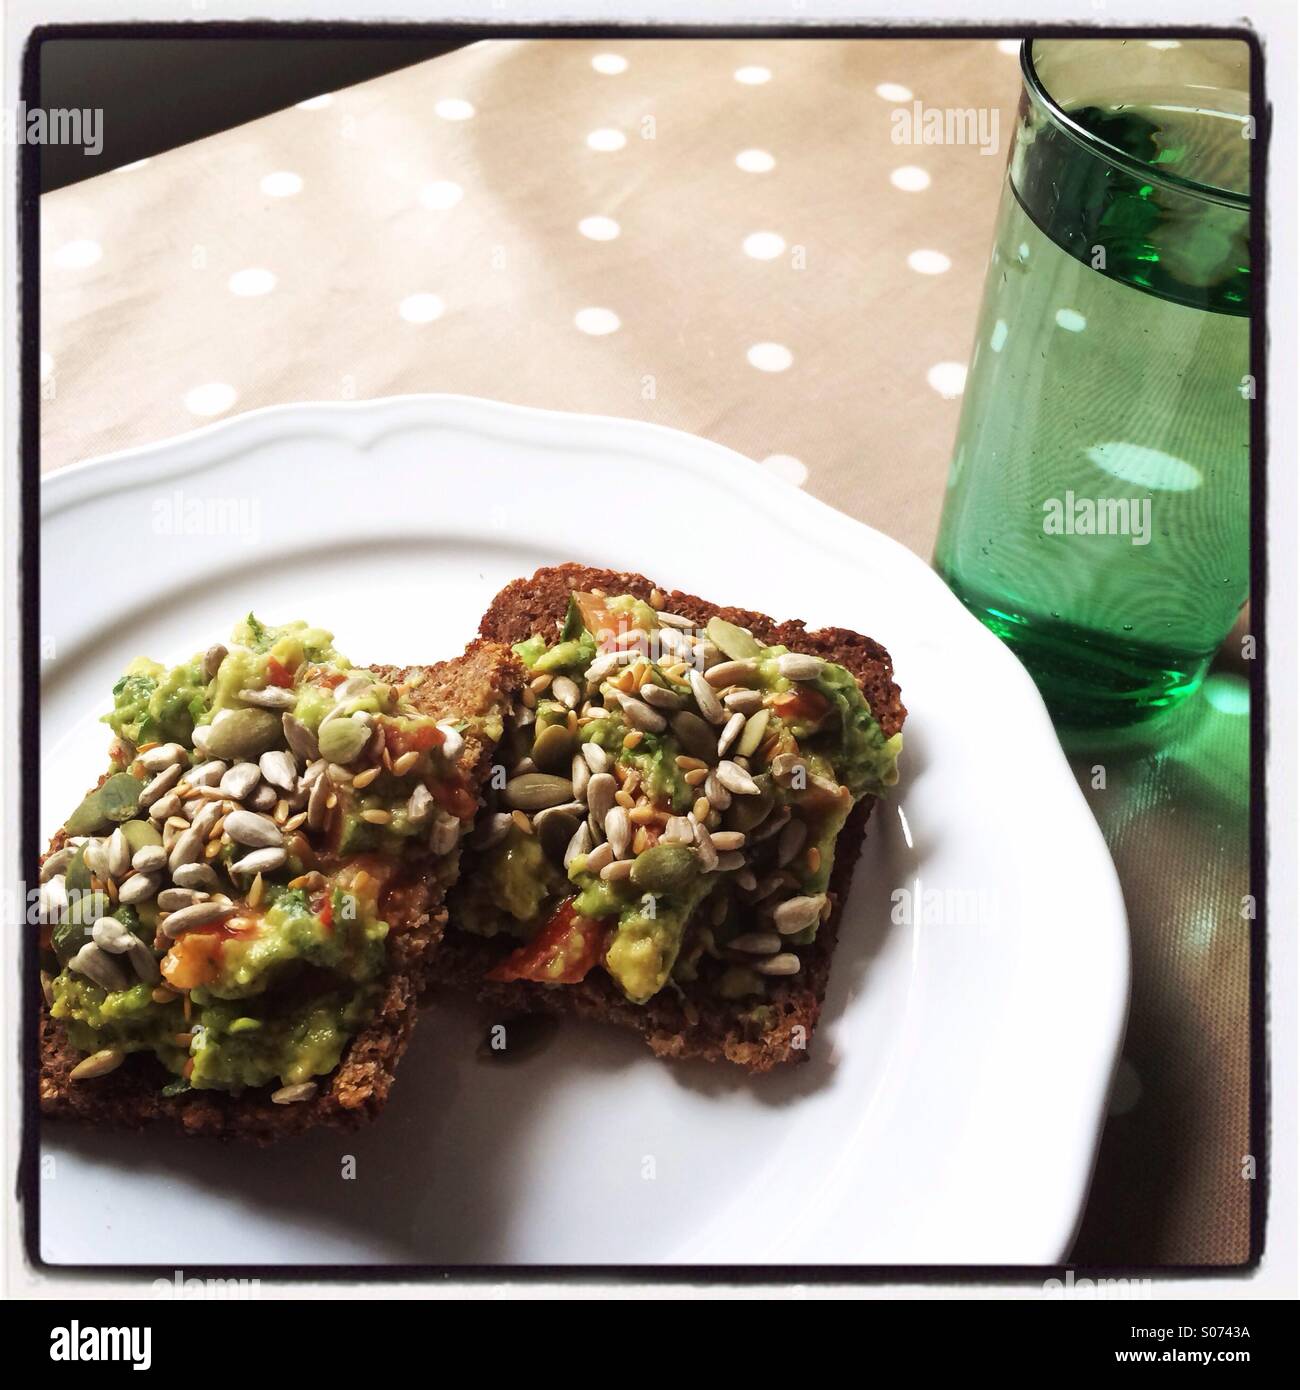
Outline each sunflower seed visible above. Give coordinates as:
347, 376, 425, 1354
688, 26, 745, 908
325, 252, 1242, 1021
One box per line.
704, 770, 733, 811
249, 782, 280, 811
662, 815, 695, 845
259, 750, 298, 790
271, 1081, 318, 1105
581, 742, 610, 774
139, 763, 183, 808
472, 812, 514, 849
104, 828, 130, 879
584, 841, 615, 875
157, 887, 206, 912
70, 1047, 126, 1081
218, 761, 260, 800
728, 931, 781, 955
777, 818, 808, 867
237, 686, 295, 711
605, 806, 631, 859
658, 627, 693, 658
167, 825, 205, 872
705, 659, 759, 688
173, 861, 219, 891
39, 847, 74, 882
333, 672, 374, 705
69, 942, 131, 992
715, 851, 746, 872
639, 682, 682, 711
716, 760, 761, 795
229, 846, 287, 879
693, 820, 719, 871
139, 742, 189, 773
149, 791, 182, 823
551, 675, 581, 709
563, 819, 593, 869
754, 952, 802, 976
190, 800, 225, 838
775, 653, 826, 680
126, 940, 161, 984
710, 830, 746, 852
430, 812, 460, 856
570, 751, 591, 803
655, 610, 695, 629
118, 871, 161, 904
616, 693, 667, 734
39, 875, 69, 923
585, 650, 636, 682
91, 915, 134, 954
717, 711, 745, 758
723, 688, 764, 715
600, 858, 635, 883
407, 783, 433, 824
438, 723, 466, 762
695, 640, 724, 670
688, 670, 726, 725
585, 772, 616, 827
202, 644, 228, 681
773, 894, 825, 935
753, 805, 792, 841
224, 809, 284, 848
283, 713, 320, 762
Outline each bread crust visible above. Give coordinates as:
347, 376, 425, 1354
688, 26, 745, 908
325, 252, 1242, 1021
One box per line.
39, 639, 524, 1140
433, 565, 906, 1072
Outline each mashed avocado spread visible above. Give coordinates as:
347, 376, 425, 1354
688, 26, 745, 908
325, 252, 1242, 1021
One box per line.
455, 590, 900, 1007
43, 616, 478, 1098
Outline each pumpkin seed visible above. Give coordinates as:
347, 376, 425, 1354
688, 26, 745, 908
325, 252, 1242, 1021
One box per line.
531, 722, 577, 775
66, 772, 145, 835
737, 708, 771, 759
777, 817, 808, 867
537, 808, 579, 865
121, 819, 163, 852
630, 843, 698, 895
502, 772, 575, 812
203, 707, 281, 761
706, 616, 763, 662
672, 708, 719, 761
317, 716, 370, 765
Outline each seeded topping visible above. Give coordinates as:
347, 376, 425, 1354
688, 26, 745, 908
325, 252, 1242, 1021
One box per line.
459, 589, 901, 1006
39, 616, 481, 1097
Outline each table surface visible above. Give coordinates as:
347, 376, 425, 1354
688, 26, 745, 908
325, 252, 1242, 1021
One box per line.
38, 36, 1252, 1267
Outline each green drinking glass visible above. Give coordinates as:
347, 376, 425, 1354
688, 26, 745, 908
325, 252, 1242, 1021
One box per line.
933, 38, 1252, 727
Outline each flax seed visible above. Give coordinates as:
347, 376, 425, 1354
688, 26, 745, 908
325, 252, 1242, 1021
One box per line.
623, 730, 644, 750
684, 767, 708, 786
615, 789, 635, 809
360, 808, 391, 825
806, 846, 821, 875
675, 755, 708, 771
352, 766, 382, 789
693, 796, 711, 821
392, 750, 420, 776
248, 872, 265, 908
511, 809, 534, 835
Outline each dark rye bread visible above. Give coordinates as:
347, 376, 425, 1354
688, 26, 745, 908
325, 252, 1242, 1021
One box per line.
432, 564, 906, 1072
39, 639, 524, 1141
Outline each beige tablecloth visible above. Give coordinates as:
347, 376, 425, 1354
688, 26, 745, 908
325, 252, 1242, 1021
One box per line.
39, 37, 1252, 1267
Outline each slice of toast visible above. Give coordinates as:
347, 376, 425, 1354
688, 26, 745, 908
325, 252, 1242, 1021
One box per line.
434, 565, 905, 1071
39, 638, 524, 1141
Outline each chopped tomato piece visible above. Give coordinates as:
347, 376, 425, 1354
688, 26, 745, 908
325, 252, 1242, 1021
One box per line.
380, 717, 445, 760
573, 591, 648, 653
161, 932, 225, 990
486, 898, 607, 985
432, 779, 477, 822
312, 891, 334, 930
266, 656, 296, 688
773, 686, 831, 724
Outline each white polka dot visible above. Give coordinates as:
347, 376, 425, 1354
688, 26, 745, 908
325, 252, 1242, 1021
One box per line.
890, 165, 931, 192
398, 293, 446, 324
734, 66, 772, 85
747, 342, 793, 373
586, 128, 626, 152
228, 268, 276, 297
420, 180, 464, 210
1055, 307, 1087, 332
742, 231, 786, 261
51, 239, 102, 270
908, 248, 952, 275
295, 93, 333, 110
761, 454, 807, 486
112, 158, 150, 174
261, 170, 303, 198
990, 319, 1009, 352
575, 307, 621, 336
1148, 39, 1182, 50
591, 53, 628, 74
184, 383, 237, 417
578, 216, 620, 241
997, 39, 1021, 56
435, 98, 475, 121
40, 351, 54, 384
927, 362, 967, 399
735, 148, 775, 173
875, 82, 913, 102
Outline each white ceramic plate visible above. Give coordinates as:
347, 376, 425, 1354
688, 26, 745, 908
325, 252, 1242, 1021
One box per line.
39, 395, 1128, 1268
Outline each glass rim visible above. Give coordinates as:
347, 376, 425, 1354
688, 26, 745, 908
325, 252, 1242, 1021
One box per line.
1021, 38, 1250, 210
